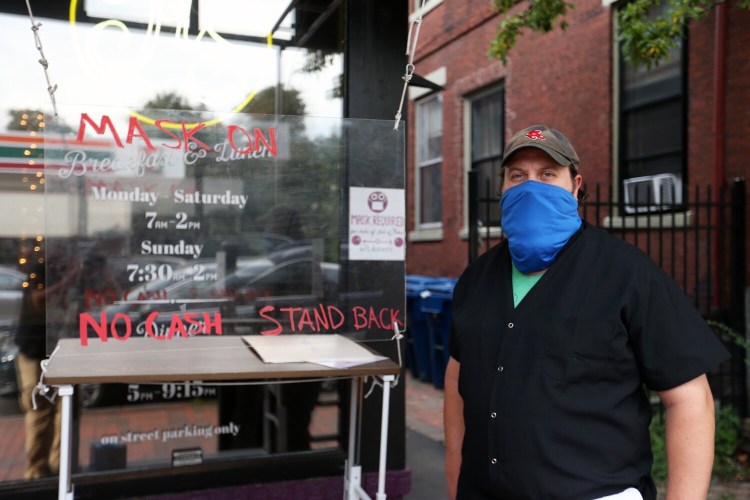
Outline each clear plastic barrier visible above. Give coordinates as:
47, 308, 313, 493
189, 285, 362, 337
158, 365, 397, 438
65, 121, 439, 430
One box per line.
44, 106, 406, 352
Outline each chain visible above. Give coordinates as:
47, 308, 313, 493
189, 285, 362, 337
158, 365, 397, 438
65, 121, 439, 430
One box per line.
31, 345, 60, 410
25, 0, 59, 119
394, 0, 428, 131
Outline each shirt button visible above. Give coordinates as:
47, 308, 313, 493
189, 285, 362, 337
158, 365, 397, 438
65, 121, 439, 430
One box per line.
508, 322, 514, 328
491, 458, 497, 465
490, 412, 497, 418
497, 365, 504, 372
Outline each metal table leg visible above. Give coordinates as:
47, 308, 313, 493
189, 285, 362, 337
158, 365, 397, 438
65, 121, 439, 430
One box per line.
376, 375, 395, 500
58, 384, 74, 500
344, 375, 395, 500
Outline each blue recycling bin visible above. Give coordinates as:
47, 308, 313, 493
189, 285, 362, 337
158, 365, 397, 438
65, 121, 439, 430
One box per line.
405, 275, 440, 382
419, 278, 457, 390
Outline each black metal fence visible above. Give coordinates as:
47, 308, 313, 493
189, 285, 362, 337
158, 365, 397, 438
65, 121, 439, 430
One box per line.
468, 174, 748, 414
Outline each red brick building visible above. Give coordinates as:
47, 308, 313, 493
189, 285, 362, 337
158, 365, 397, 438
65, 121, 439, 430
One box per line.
405, 0, 750, 286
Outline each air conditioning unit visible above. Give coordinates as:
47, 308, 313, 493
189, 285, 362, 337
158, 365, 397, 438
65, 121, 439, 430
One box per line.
623, 173, 683, 214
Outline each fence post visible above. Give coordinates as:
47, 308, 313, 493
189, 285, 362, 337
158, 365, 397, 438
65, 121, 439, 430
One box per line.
468, 170, 478, 263
730, 178, 747, 415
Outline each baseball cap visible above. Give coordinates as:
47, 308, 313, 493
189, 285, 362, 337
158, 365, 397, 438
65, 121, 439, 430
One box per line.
501, 125, 580, 172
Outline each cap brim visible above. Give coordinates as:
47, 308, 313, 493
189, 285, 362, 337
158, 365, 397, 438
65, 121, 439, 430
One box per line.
501, 144, 578, 172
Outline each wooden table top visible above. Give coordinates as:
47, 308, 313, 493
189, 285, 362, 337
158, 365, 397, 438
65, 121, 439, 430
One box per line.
43, 336, 401, 385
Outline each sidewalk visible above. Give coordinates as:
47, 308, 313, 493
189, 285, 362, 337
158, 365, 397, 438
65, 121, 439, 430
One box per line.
404, 372, 446, 499
401, 372, 750, 500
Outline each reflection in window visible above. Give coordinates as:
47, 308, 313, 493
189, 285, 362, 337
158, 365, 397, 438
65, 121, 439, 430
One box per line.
416, 93, 442, 227
470, 87, 504, 225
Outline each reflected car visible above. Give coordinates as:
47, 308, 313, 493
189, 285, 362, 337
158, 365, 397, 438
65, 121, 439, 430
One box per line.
78, 249, 385, 406
106, 255, 332, 337
200, 233, 297, 259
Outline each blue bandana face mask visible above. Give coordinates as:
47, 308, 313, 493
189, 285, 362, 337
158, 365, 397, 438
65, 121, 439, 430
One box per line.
500, 180, 582, 273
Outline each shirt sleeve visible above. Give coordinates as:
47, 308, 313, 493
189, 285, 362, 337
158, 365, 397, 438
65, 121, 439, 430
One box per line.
448, 276, 465, 362
627, 266, 730, 392
448, 323, 460, 362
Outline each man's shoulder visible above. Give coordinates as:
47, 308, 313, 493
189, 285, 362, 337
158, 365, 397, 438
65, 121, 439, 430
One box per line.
582, 222, 654, 260
454, 242, 507, 296
578, 222, 667, 283
461, 241, 506, 276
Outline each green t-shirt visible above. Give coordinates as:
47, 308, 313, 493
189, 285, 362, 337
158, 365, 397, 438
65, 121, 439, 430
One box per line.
511, 262, 544, 307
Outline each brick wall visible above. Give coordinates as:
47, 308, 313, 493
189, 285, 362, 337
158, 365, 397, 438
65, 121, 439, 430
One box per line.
405, 0, 750, 286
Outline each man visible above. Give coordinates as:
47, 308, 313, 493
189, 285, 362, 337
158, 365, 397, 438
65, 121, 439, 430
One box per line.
15, 254, 79, 479
15, 260, 59, 479
444, 125, 730, 499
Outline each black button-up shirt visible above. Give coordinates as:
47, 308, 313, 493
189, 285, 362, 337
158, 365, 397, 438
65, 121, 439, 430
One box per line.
450, 223, 729, 499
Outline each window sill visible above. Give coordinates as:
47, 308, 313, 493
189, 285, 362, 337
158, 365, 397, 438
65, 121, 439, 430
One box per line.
458, 226, 503, 240
408, 227, 444, 242
601, 211, 693, 229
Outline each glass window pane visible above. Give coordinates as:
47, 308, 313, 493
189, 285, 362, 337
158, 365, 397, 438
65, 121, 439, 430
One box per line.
471, 91, 503, 161
199, 0, 294, 39
625, 155, 683, 179
625, 99, 683, 159
473, 158, 502, 224
85, 0, 190, 27
619, 0, 685, 195
417, 95, 442, 163
470, 87, 503, 226
416, 94, 442, 227
419, 162, 442, 224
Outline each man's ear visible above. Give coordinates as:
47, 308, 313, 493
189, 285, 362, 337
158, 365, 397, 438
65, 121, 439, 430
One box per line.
572, 174, 583, 200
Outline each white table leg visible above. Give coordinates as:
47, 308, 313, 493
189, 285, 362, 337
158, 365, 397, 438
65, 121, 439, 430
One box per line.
58, 384, 74, 500
345, 377, 362, 499
376, 375, 395, 500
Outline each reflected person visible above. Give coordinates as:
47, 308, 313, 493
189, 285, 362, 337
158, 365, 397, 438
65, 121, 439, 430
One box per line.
15, 259, 79, 479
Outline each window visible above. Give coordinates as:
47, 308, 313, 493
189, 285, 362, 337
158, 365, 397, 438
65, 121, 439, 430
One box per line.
416, 93, 443, 227
470, 87, 504, 225
619, 1, 685, 213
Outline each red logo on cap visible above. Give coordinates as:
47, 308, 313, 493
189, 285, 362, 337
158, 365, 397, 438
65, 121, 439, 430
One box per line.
526, 130, 546, 141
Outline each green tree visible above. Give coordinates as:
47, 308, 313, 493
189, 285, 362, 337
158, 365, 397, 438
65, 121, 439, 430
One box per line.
138, 91, 207, 125
240, 85, 306, 116
6, 109, 72, 134
6, 109, 47, 131
141, 92, 206, 112
301, 50, 343, 99
489, 0, 750, 68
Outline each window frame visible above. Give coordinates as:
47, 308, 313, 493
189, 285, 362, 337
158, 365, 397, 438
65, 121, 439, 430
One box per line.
461, 84, 505, 239
469, 85, 504, 226
617, 2, 688, 215
414, 92, 444, 231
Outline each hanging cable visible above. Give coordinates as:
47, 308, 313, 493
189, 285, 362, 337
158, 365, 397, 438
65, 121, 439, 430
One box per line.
394, 0, 428, 131
25, 0, 60, 119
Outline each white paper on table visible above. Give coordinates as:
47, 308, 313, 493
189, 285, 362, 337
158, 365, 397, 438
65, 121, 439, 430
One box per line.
310, 358, 387, 369
243, 334, 385, 366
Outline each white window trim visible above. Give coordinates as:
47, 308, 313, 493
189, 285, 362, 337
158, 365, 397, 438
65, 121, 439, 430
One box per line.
458, 226, 502, 241
409, 66, 447, 101
610, 2, 687, 227
602, 211, 693, 228
409, 227, 444, 242
410, 93, 443, 241
409, 0, 443, 23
